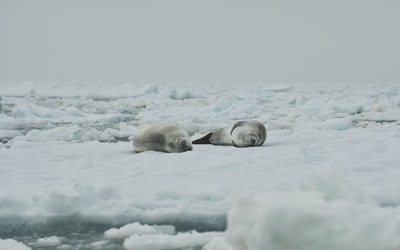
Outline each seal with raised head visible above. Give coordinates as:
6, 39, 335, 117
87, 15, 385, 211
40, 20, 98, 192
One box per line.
192, 120, 266, 147
133, 123, 193, 153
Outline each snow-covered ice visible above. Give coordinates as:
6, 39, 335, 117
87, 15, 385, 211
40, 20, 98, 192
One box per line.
1, 81, 400, 249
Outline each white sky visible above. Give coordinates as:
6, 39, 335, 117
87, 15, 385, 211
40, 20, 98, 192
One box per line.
1, 0, 399, 83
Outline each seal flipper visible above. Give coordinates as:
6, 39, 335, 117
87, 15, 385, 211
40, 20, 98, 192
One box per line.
192, 132, 213, 144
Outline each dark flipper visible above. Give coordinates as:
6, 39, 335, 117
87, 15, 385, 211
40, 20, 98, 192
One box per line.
192, 132, 213, 144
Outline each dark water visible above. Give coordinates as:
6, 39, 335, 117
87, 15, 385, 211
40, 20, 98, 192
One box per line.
0, 214, 226, 250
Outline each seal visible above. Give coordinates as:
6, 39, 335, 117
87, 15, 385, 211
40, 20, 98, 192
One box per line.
192, 120, 266, 147
133, 123, 193, 153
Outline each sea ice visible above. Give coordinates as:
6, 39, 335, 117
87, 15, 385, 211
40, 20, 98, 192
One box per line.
0, 82, 399, 249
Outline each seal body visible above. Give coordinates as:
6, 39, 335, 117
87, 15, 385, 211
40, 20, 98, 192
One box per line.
133, 123, 193, 153
192, 120, 266, 147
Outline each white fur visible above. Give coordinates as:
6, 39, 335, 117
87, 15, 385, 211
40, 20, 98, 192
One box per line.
133, 123, 192, 153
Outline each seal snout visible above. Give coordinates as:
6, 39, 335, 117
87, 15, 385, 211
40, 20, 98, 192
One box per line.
186, 144, 193, 151
180, 144, 192, 152
178, 138, 193, 152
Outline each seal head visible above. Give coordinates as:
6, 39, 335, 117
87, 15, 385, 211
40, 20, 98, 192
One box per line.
230, 120, 266, 147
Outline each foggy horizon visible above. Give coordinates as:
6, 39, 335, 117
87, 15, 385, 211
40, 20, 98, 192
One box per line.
1, 0, 399, 84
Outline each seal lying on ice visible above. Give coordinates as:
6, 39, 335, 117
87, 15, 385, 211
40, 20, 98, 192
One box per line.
133, 123, 193, 153
192, 120, 266, 147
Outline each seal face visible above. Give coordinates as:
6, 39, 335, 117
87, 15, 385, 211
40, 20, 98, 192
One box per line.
230, 120, 266, 147
192, 120, 266, 147
133, 123, 193, 153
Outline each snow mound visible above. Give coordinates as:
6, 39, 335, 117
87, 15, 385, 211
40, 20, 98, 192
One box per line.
0, 239, 31, 250
206, 192, 400, 250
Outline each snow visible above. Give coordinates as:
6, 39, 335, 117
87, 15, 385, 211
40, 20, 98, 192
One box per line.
0, 81, 400, 249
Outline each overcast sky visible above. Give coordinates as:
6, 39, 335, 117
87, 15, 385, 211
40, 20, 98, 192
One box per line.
1, 0, 399, 83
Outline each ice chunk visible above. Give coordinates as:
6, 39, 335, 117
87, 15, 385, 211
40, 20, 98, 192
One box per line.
0, 239, 31, 250
123, 231, 222, 250
104, 222, 175, 239
35, 236, 62, 247
206, 192, 400, 250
